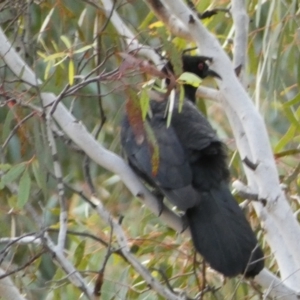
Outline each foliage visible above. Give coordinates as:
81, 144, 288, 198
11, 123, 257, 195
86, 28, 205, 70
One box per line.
0, 0, 299, 299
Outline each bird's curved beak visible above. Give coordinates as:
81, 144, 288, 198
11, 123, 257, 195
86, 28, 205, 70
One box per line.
207, 69, 222, 80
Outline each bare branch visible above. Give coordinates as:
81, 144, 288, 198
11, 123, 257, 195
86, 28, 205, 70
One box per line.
0, 234, 41, 247
196, 86, 220, 102
255, 269, 300, 300
231, 0, 249, 80
233, 180, 259, 201
45, 115, 68, 252
145, 0, 192, 40
2, 111, 36, 150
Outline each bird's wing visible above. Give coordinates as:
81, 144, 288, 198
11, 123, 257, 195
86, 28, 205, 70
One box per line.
121, 115, 200, 210
121, 115, 192, 188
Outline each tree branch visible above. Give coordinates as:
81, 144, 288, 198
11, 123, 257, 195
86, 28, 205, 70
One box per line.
101, 0, 163, 65
156, 0, 300, 289
231, 0, 249, 80
146, 0, 192, 40
0, 23, 186, 261
89, 195, 186, 299
45, 114, 68, 252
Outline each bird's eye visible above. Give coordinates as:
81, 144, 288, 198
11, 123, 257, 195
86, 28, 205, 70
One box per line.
198, 62, 204, 70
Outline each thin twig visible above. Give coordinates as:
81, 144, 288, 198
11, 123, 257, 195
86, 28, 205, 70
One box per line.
89, 195, 185, 300
0, 250, 45, 280
2, 110, 36, 149
45, 114, 67, 252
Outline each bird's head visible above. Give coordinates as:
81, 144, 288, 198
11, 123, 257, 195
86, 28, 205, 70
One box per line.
162, 55, 221, 103
181, 55, 221, 80
163, 55, 221, 80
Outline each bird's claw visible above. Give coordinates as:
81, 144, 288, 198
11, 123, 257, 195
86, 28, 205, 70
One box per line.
180, 213, 189, 233
152, 189, 165, 216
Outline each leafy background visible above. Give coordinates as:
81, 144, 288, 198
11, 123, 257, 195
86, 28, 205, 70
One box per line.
0, 0, 299, 299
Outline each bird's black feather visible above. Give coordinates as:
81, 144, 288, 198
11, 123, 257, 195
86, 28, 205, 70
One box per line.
120, 56, 264, 277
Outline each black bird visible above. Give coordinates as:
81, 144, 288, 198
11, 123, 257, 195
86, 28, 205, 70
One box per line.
121, 56, 264, 277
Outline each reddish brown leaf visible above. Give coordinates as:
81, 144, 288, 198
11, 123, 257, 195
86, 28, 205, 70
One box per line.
125, 88, 160, 177
126, 91, 145, 145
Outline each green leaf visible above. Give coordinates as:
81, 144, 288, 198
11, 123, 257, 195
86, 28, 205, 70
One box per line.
177, 72, 202, 88
31, 159, 46, 191
117, 267, 130, 299
274, 125, 296, 152
44, 52, 66, 62
51, 39, 59, 53
166, 89, 176, 128
282, 93, 300, 107
0, 164, 11, 172
1, 163, 26, 186
18, 168, 31, 208
53, 56, 68, 67
138, 11, 154, 31
153, 85, 167, 93
37, 50, 47, 59
60, 35, 72, 49
274, 148, 300, 159
139, 88, 150, 120
73, 44, 94, 54
74, 240, 86, 267
37, 7, 55, 43
44, 60, 53, 80
7, 195, 18, 208
68, 59, 75, 85
282, 106, 300, 130
163, 37, 182, 75
32, 119, 49, 200
172, 37, 188, 51
77, 253, 90, 270
139, 11, 155, 30
148, 20, 164, 29
2, 110, 14, 143
178, 85, 185, 113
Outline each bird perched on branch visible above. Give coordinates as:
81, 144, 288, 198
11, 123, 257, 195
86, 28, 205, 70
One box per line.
120, 55, 264, 277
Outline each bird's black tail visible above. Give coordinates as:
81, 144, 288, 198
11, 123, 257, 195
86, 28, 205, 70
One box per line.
185, 183, 264, 277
